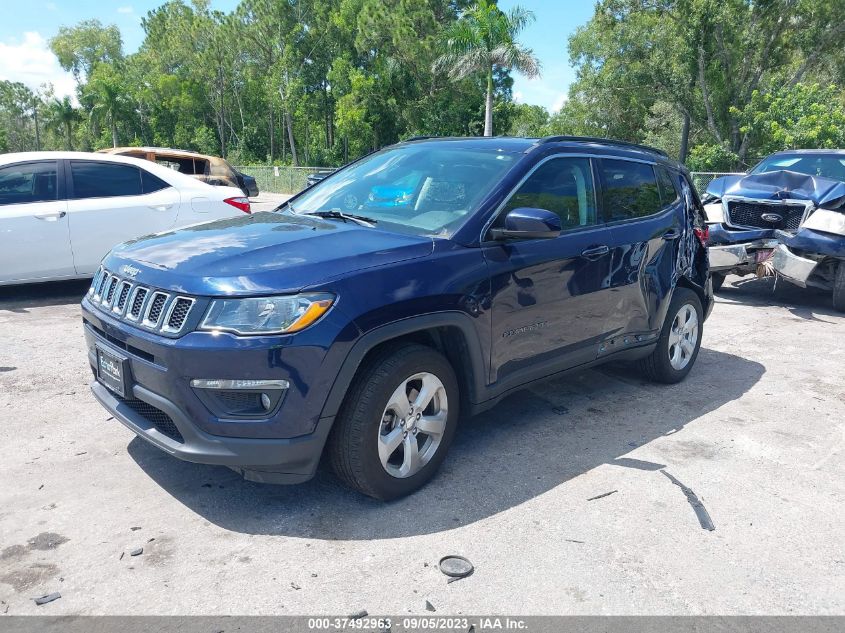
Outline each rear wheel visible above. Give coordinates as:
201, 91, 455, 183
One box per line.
637, 288, 703, 384
833, 262, 845, 313
711, 272, 726, 292
328, 343, 459, 500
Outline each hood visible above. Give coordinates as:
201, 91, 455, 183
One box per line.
706, 170, 845, 209
104, 212, 434, 296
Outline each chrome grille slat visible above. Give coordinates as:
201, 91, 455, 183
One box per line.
127, 286, 149, 321
161, 297, 195, 333
89, 268, 195, 336
103, 275, 119, 307
113, 281, 133, 315
143, 292, 170, 328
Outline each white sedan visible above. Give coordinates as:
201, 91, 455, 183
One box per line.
0, 151, 252, 286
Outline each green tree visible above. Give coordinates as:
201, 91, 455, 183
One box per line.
734, 83, 845, 156
49, 19, 123, 81
434, 0, 540, 136
45, 96, 81, 150
83, 64, 131, 147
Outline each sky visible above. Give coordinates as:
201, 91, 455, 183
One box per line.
0, 0, 593, 112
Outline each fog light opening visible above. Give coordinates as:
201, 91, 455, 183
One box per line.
190, 379, 289, 418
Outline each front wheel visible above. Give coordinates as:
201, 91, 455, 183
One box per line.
328, 343, 459, 500
637, 288, 703, 384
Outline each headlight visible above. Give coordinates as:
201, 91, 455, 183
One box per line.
200, 293, 334, 335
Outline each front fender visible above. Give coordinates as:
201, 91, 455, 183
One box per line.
319, 311, 488, 420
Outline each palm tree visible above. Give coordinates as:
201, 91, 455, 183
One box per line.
434, 0, 540, 136
86, 65, 129, 148
46, 96, 80, 150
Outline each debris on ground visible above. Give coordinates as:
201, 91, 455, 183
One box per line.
587, 490, 617, 501
130, 547, 143, 556
130, 527, 142, 531
119, 552, 125, 560
439, 555, 474, 583
565, 539, 585, 544
425, 600, 436, 612
290, 582, 301, 590
552, 406, 569, 415
349, 610, 368, 619
34, 592, 61, 606
661, 470, 716, 531
38, 484, 43, 490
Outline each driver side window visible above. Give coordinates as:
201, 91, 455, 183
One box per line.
501, 157, 598, 231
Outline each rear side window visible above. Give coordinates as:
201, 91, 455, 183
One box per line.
0, 162, 58, 205
599, 159, 661, 221
71, 161, 142, 199
141, 170, 171, 194
501, 157, 598, 230
656, 166, 680, 205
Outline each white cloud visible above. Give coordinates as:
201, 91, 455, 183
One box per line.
0, 31, 76, 99
117, 6, 134, 14
45, 2, 58, 10
551, 93, 569, 113
513, 90, 524, 103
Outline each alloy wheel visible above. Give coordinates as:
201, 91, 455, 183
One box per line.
377, 372, 448, 478
667, 303, 699, 370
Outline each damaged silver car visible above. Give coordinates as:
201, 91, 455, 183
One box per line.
702, 150, 845, 310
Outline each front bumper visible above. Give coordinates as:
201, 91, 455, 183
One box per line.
81, 296, 351, 483
772, 244, 818, 288
91, 379, 332, 482
706, 224, 782, 273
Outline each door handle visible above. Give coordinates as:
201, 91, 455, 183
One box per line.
581, 245, 609, 260
662, 228, 681, 240
34, 211, 66, 221
148, 204, 174, 211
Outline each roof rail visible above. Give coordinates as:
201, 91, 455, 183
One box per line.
402, 135, 438, 142
536, 135, 668, 157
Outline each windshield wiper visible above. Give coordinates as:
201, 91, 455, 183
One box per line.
303, 209, 378, 227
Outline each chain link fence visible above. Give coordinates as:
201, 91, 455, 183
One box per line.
238, 165, 743, 197
689, 171, 744, 193
235, 166, 336, 195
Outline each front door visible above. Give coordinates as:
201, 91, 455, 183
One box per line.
483, 156, 614, 384
0, 160, 74, 283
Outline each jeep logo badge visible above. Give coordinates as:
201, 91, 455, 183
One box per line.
121, 264, 141, 278
760, 213, 783, 224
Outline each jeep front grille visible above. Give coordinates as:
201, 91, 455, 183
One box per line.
87, 266, 197, 336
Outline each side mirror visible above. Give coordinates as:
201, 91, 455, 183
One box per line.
489, 207, 561, 241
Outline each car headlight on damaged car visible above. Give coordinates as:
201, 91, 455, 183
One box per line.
200, 293, 334, 335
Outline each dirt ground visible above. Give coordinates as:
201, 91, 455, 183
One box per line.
0, 274, 842, 615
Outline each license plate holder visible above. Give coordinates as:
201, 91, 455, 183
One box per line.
755, 248, 775, 263
96, 346, 130, 398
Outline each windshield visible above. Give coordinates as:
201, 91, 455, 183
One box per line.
286, 144, 520, 236
750, 153, 845, 181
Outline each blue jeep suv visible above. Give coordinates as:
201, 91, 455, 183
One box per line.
82, 136, 713, 499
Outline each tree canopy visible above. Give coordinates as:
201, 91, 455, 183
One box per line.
1, 0, 844, 170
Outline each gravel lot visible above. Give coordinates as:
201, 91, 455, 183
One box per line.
0, 274, 843, 615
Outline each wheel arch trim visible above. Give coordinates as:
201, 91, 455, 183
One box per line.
319, 311, 487, 420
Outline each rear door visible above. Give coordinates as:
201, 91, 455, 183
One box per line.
600, 158, 684, 338
0, 160, 74, 283
483, 155, 615, 384
66, 160, 180, 274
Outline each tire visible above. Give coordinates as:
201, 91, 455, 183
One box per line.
328, 343, 459, 500
833, 262, 845, 313
711, 272, 726, 292
637, 288, 703, 384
